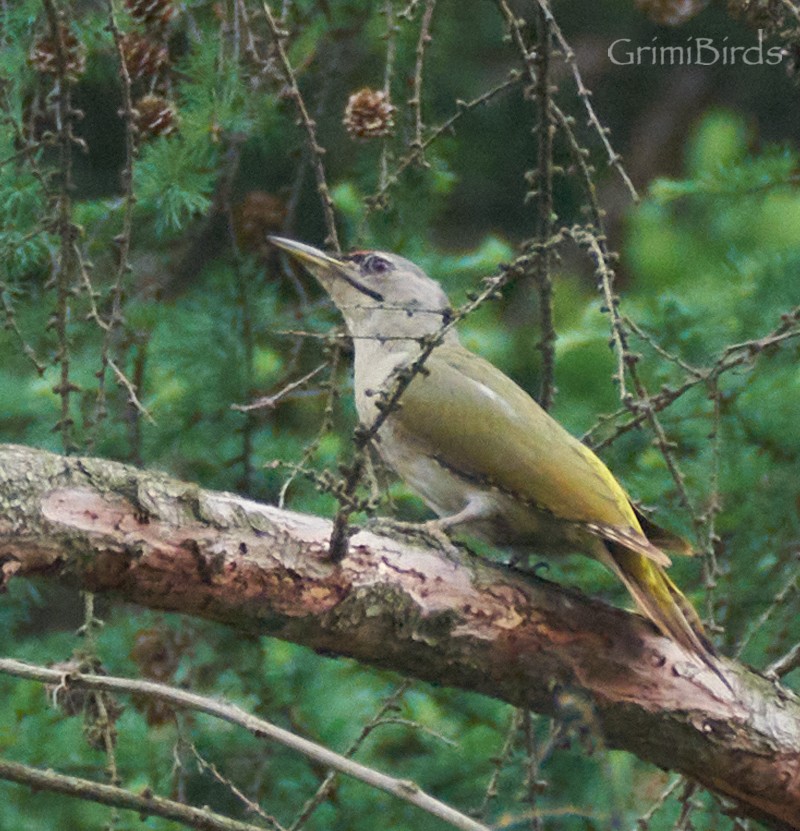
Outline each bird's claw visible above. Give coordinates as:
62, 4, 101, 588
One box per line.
366, 517, 459, 555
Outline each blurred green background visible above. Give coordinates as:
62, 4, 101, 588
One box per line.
1, 0, 799, 828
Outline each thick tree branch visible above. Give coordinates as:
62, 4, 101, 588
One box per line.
1, 444, 799, 830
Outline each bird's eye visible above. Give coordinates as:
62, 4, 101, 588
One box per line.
362, 254, 393, 275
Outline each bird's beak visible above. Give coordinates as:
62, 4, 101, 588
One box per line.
269, 236, 342, 271
269, 236, 385, 303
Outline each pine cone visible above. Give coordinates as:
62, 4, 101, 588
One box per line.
130, 626, 189, 726
124, 0, 176, 30
728, 0, 789, 32
134, 94, 177, 138
44, 658, 123, 745
120, 32, 168, 80
234, 191, 288, 255
29, 24, 87, 80
343, 88, 395, 139
635, 0, 707, 24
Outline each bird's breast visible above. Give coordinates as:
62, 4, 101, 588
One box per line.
353, 347, 417, 427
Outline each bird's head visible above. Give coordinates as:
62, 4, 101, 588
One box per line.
269, 237, 456, 346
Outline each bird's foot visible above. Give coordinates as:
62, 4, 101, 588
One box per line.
365, 517, 460, 556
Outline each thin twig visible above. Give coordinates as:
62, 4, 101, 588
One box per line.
409, 0, 436, 160
633, 776, 683, 831
584, 308, 800, 450
398, 0, 424, 19
623, 316, 703, 378
569, 225, 629, 399
534, 0, 638, 201
233, 363, 328, 412
0, 142, 44, 169
42, 0, 81, 452
475, 709, 522, 820
278, 338, 342, 509
124, 334, 149, 465
767, 639, 800, 679
574, 223, 700, 523
541, 66, 703, 544
95, 0, 138, 444
290, 680, 413, 830
778, 0, 800, 25
0, 757, 268, 831
0, 282, 46, 374
494, 0, 630, 409
80, 589, 121, 831
532, 5, 556, 410
189, 743, 287, 830
108, 358, 155, 423
75, 243, 107, 331
378, 0, 397, 195
0, 660, 489, 831
368, 71, 521, 207
261, 1, 340, 252
674, 779, 700, 830
521, 710, 544, 831
235, 0, 274, 79
700, 379, 722, 624
735, 564, 799, 659
283, 35, 346, 247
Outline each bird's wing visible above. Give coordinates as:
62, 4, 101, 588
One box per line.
633, 507, 694, 556
395, 344, 668, 562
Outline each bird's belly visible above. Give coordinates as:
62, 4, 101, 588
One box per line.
378, 425, 469, 517
377, 422, 582, 556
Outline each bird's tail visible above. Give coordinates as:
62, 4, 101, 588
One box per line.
601, 542, 729, 689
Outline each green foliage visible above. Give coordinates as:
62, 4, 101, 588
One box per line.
135, 137, 218, 235
617, 113, 800, 642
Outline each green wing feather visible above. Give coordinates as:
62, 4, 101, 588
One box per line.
398, 344, 642, 533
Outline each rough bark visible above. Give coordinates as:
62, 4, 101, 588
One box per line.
0, 443, 798, 830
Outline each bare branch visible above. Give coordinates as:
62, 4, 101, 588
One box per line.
188, 742, 287, 830
94, 0, 139, 440
767, 641, 800, 679
534, 0, 638, 200
108, 358, 156, 424
585, 306, 800, 451
0, 756, 269, 831
289, 680, 413, 830
42, 0, 81, 452
261, 2, 340, 252
368, 71, 522, 208
0, 282, 46, 375
0, 657, 489, 831
409, 0, 436, 160
531, 4, 556, 411
232, 363, 328, 412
